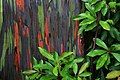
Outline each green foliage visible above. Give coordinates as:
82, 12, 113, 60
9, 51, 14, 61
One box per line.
23, 47, 91, 80
74, 0, 120, 79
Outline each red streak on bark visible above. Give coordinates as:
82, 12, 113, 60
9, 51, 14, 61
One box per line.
16, 0, 24, 11
13, 22, 21, 72
61, 43, 64, 53
27, 48, 32, 69
22, 26, 29, 37
74, 20, 79, 42
77, 36, 84, 55
37, 32, 44, 47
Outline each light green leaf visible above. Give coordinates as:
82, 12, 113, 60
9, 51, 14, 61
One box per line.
96, 54, 108, 70
59, 52, 73, 61
80, 19, 96, 26
96, 38, 108, 50
94, 1, 105, 12
112, 53, 120, 62
106, 71, 120, 79
77, 77, 82, 80
78, 25, 86, 35
53, 66, 58, 76
78, 62, 89, 74
74, 57, 84, 63
38, 47, 54, 61
106, 20, 114, 24
73, 63, 78, 75
23, 70, 37, 75
87, 49, 107, 57
91, 0, 99, 5
101, 4, 108, 16
85, 3, 95, 16
99, 21, 110, 31
79, 72, 92, 77
53, 52, 59, 61
85, 22, 96, 31
109, 2, 116, 8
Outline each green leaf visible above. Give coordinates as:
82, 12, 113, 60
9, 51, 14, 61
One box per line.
112, 53, 120, 62
59, 52, 73, 61
85, 3, 95, 16
78, 25, 86, 35
87, 49, 107, 57
77, 77, 82, 80
111, 44, 120, 51
78, 62, 89, 74
96, 54, 108, 70
80, 19, 96, 26
99, 21, 110, 31
53, 52, 59, 61
85, 22, 96, 31
74, 57, 84, 63
106, 71, 120, 79
40, 75, 56, 80
33, 57, 37, 65
79, 72, 92, 77
101, 4, 108, 16
91, 0, 99, 5
109, 2, 116, 8
96, 38, 108, 50
23, 70, 37, 75
110, 27, 120, 40
38, 47, 54, 61
106, 20, 114, 24
73, 63, 78, 75
53, 66, 58, 76
94, 1, 105, 12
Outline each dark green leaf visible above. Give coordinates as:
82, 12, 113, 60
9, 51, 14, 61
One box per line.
85, 22, 96, 31
87, 49, 107, 57
106, 71, 120, 79
59, 52, 73, 61
112, 53, 120, 62
99, 21, 110, 31
96, 38, 108, 50
38, 47, 54, 61
96, 54, 108, 70
79, 72, 92, 77
73, 63, 78, 75
111, 44, 120, 51
78, 62, 89, 74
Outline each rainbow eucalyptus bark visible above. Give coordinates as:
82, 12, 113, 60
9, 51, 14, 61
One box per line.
0, 0, 84, 80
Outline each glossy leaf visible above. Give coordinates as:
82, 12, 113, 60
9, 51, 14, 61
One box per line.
87, 49, 107, 57
106, 71, 120, 79
73, 63, 78, 75
78, 62, 89, 74
23, 70, 37, 75
59, 52, 73, 61
38, 47, 54, 61
85, 22, 96, 31
101, 4, 108, 16
79, 72, 92, 77
112, 53, 120, 62
96, 38, 108, 50
74, 57, 84, 63
80, 19, 96, 26
99, 21, 110, 31
85, 3, 95, 16
53, 66, 58, 76
94, 1, 105, 12
96, 54, 108, 70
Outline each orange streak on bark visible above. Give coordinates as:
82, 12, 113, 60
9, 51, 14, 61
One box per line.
61, 43, 64, 54
16, 0, 24, 11
37, 32, 44, 47
13, 22, 21, 72
27, 48, 32, 69
22, 27, 29, 37
74, 20, 79, 42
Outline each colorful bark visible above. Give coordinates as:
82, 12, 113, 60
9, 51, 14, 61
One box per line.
0, 0, 84, 80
